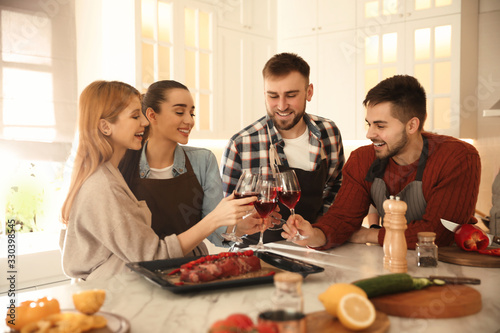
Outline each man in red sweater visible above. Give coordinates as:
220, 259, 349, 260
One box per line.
282, 75, 481, 249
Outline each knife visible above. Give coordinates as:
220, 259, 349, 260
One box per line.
440, 218, 500, 246
428, 276, 481, 285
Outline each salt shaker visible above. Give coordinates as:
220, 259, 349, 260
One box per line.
416, 232, 438, 267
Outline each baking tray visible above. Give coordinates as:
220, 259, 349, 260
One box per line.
126, 251, 324, 294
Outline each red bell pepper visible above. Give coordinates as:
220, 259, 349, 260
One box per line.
454, 224, 489, 251
478, 248, 500, 256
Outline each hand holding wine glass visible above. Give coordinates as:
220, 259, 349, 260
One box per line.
221, 170, 258, 243
278, 169, 308, 241
251, 172, 278, 250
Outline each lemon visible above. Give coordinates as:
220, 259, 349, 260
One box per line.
72, 289, 106, 315
318, 283, 367, 317
337, 293, 376, 331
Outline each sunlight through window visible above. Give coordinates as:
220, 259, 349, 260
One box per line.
364, 1, 379, 18
1, 8, 56, 143
2, 68, 56, 142
435, 25, 452, 58
415, 0, 431, 11
382, 0, 398, 16
365, 35, 379, 65
382, 33, 397, 63
141, 0, 155, 40
415, 28, 431, 60
158, 2, 172, 43
1, 10, 52, 65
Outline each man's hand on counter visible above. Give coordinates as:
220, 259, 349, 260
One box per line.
348, 227, 380, 245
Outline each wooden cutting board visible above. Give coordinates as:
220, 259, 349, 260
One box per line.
306, 310, 389, 333
370, 285, 481, 318
439, 246, 500, 267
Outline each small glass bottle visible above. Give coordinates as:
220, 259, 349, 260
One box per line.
259, 272, 306, 333
416, 232, 438, 267
271, 272, 304, 314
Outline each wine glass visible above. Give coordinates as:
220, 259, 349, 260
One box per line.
221, 170, 258, 243
267, 183, 285, 231
251, 172, 278, 250
278, 170, 308, 241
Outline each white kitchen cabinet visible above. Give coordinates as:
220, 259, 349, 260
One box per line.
182, 0, 277, 139
277, 0, 358, 138
278, 36, 318, 114
211, 28, 275, 140
217, 0, 276, 38
278, 31, 358, 139
317, 32, 358, 140
278, 0, 356, 39
356, 0, 478, 138
138, 0, 277, 140
357, 0, 463, 27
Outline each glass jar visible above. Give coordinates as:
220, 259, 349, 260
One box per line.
416, 232, 438, 267
259, 272, 305, 333
271, 272, 304, 314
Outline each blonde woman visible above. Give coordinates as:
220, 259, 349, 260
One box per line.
60, 81, 254, 281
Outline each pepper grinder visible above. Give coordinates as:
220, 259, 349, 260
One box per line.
388, 196, 408, 273
382, 195, 395, 270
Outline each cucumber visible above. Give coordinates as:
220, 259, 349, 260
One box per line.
353, 273, 433, 298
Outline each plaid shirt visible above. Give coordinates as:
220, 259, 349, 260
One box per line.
221, 114, 344, 214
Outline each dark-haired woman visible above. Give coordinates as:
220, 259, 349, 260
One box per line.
120, 80, 264, 256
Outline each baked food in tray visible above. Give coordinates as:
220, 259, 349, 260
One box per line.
126, 251, 324, 294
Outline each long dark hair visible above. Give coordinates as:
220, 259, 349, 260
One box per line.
142, 80, 189, 139
119, 80, 189, 185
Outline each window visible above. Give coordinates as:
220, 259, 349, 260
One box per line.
0, 1, 76, 291
140, 0, 214, 132
0, 2, 77, 235
358, 0, 458, 134
1, 8, 55, 142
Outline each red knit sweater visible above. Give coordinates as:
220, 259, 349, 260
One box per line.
314, 132, 481, 249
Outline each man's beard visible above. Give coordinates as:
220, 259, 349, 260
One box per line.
375, 129, 409, 160
268, 103, 306, 132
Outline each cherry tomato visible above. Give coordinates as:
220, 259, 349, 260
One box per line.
225, 313, 254, 329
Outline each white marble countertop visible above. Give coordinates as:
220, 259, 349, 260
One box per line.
2, 242, 500, 332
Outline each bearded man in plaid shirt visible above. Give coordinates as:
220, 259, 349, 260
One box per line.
220, 53, 345, 246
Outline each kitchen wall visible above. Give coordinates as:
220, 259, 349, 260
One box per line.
474, 0, 500, 219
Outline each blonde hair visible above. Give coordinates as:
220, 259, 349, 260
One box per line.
61, 81, 141, 224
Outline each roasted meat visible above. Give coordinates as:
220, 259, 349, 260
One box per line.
174, 250, 261, 283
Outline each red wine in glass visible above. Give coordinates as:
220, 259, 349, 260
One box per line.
222, 170, 258, 243
278, 170, 308, 241
279, 190, 301, 210
234, 192, 258, 205
255, 199, 278, 218
251, 173, 277, 250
